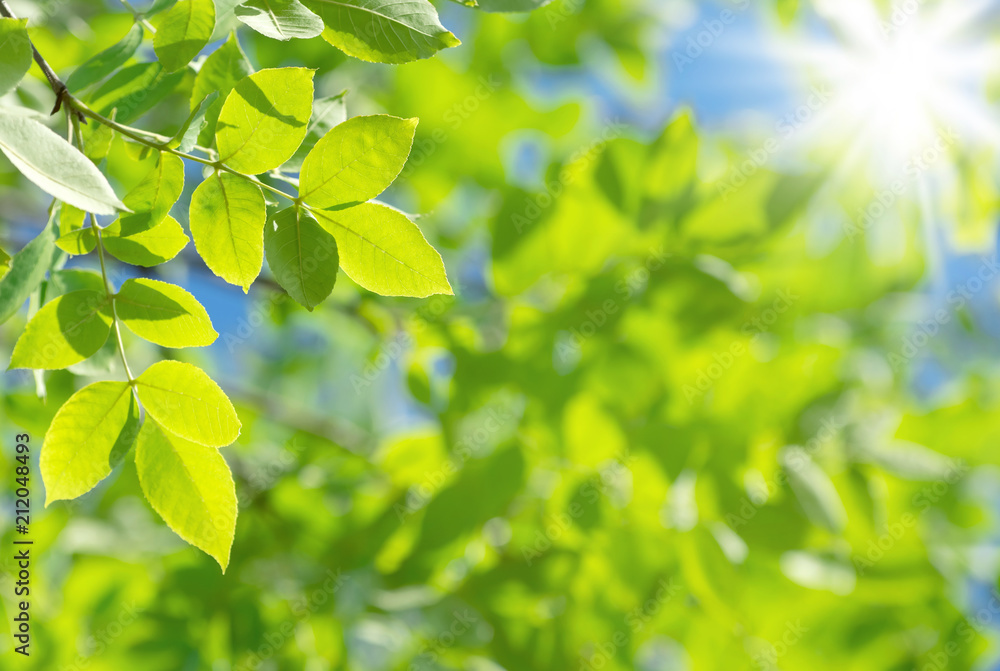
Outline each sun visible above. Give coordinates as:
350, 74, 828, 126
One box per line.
780, 0, 1000, 183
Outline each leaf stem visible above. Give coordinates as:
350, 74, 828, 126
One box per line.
91, 215, 135, 384
67, 96, 296, 202
119, 0, 157, 33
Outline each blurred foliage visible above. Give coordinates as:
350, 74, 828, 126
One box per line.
4, 0, 1000, 670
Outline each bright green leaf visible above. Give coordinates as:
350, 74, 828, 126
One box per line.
40, 381, 139, 505
189, 172, 266, 291
153, 0, 216, 72
9, 290, 113, 370
0, 220, 56, 324
67, 23, 145, 91
55, 228, 96, 255
135, 420, 237, 571
782, 447, 848, 534
103, 215, 189, 267
313, 202, 452, 297
135, 360, 241, 447
116, 278, 218, 347
47, 269, 107, 296
169, 91, 218, 152
121, 153, 186, 226
190, 33, 253, 143
216, 67, 314, 174
87, 61, 186, 124
0, 18, 31, 97
264, 207, 339, 310
306, 0, 460, 64
235, 0, 324, 40
299, 114, 417, 208
0, 115, 128, 215
284, 91, 347, 171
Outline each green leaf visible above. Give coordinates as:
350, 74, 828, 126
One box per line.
216, 67, 314, 175
66, 23, 144, 91
299, 114, 416, 209
264, 207, 338, 310
55, 228, 96, 255
235, 0, 324, 40
116, 278, 218, 347
313, 202, 452, 297
189, 172, 266, 291
0, 247, 9, 279
147, 0, 179, 16
0, 18, 31, 97
9, 290, 113, 370
781, 447, 848, 534
48, 269, 107, 296
168, 91, 218, 152
475, 0, 552, 10
58, 204, 87, 235
135, 420, 237, 571
306, 0, 460, 64
135, 360, 241, 447
103, 215, 189, 267
40, 381, 139, 505
88, 61, 187, 124
122, 153, 186, 226
153, 0, 216, 72
0, 115, 128, 215
0, 221, 56, 324
190, 33, 253, 143
284, 91, 347, 171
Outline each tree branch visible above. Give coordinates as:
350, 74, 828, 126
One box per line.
0, 0, 84, 120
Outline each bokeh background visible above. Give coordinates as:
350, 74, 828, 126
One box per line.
5, 0, 1000, 669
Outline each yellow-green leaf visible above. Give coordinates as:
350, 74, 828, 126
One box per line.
153, 0, 216, 73
9, 290, 113, 370
116, 278, 217, 348
55, 227, 96, 255
189, 172, 266, 291
41, 381, 139, 505
135, 360, 241, 447
103, 215, 189, 267
299, 114, 417, 209
216, 68, 314, 175
0, 18, 31, 97
135, 420, 237, 571
313, 202, 452, 297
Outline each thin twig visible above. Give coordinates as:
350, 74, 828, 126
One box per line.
0, 0, 84, 120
